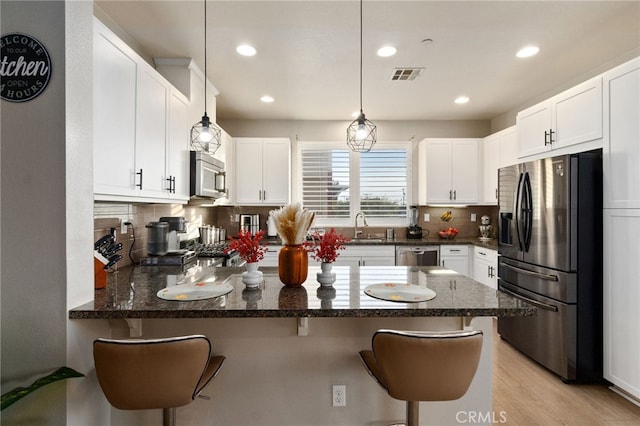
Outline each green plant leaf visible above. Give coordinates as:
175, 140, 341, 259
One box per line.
1, 367, 84, 411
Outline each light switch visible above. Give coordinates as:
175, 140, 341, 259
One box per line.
424, 213, 430, 222
471, 213, 477, 222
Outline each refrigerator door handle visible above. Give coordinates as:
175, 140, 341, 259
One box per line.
523, 172, 533, 251
515, 172, 525, 252
501, 262, 559, 282
500, 286, 559, 312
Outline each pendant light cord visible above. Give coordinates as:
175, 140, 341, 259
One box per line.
359, 0, 363, 113
203, 0, 208, 116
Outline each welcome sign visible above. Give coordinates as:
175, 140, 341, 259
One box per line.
0, 33, 52, 102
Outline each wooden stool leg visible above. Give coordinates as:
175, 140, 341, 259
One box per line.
163, 407, 176, 426
406, 401, 419, 426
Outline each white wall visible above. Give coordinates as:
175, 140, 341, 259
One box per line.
1, 1, 68, 424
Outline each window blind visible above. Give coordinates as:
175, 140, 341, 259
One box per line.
360, 149, 407, 218
301, 148, 350, 218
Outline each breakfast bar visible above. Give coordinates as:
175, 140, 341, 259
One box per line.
70, 263, 535, 425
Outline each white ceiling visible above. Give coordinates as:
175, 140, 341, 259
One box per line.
95, 1, 640, 122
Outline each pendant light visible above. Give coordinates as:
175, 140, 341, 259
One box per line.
191, 0, 221, 154
347, 0, 377, 152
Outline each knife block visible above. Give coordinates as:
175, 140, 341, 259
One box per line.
94, 256, 107, 289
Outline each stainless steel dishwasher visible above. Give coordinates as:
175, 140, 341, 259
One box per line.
395, 245, 439, 266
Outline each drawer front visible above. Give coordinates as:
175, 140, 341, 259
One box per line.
474, 246, 497, 262
440, 245, 469, 256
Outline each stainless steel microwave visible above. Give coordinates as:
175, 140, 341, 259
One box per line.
190, 151, 227, 198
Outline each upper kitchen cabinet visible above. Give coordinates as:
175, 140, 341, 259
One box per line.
93, 19, 137, 198
418, 138, 480, 204
93, 19, 190, 203
602, 57, 640, 209
234, 138, 290, 205
517, 76, 603, 159
482, 126, 517, 205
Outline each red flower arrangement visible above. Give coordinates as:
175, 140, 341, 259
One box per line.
226, 229, 269, 263
304, 228, 350, 263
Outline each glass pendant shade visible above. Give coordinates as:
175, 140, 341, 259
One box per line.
347, 111, 377, 152
191, 113, 221, 154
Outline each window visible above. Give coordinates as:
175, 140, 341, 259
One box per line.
298, 141, 411, 225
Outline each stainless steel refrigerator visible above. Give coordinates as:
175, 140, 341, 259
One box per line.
497, 149, 602, 382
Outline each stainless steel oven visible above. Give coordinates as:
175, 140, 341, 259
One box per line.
395, 246, 439, 266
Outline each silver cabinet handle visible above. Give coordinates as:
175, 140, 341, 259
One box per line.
453, 190, 457, 200
449, 190, 452, 200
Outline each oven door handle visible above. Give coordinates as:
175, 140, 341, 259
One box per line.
501, 263, 559, 282
500, 286, 558, 312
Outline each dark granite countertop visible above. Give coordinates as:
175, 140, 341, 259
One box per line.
69, 263, 534, 320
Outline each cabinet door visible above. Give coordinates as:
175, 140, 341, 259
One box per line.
517, 102, 552, 158
603, 59, 640, 209
499, 126, 518, 168
482, 135, 500, 204
235, 138, 264, 204
451, 139, 479, 203
262, 138, 291, 205
604, 209, 640, 399
552, 77, 602, 150
440, 257, 468, 276
167, 89, 190, 200
93, 25, 137, 196
424, 140, 453, 203
135, 66, 168, 198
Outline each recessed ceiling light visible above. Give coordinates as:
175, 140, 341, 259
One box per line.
236, 44, 257, 57
454, 96, 470, 104
516, 45, 540, 58
260, 95, 274, 103
377, 46, 397, 57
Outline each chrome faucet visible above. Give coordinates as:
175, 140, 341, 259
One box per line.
354, 211, 368, 238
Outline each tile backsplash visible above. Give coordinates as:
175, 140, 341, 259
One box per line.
95, 202, 499, 266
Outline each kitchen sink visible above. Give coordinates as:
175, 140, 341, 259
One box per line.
350, 238, 384, 243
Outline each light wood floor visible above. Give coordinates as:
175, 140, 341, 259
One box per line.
492, 319, 640, 425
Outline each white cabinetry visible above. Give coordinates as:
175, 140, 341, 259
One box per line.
334, 245, 395, 267
93, 19, 190, 203
482, 126, 517, 205
517, 77, 602, 159
418, 139, 480, 204
439, 245, 469, 276
603, 57, 640, 209
261, 245, 282, 267
235, 138, 290, 205
93, 20, 137, 197
603, 209, 640, 400
472, 246, 497, 289
602, 57, 640, 402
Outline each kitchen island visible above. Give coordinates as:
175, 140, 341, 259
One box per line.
70, 264, 534, 426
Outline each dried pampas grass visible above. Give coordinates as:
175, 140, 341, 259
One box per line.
270, 203, 315, 245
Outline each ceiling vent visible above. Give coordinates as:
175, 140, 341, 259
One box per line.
390, 68, 424, 81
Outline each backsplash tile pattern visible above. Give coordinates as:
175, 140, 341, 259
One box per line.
95, 202, 499, 267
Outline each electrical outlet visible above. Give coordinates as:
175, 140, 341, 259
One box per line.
424, 213, 430, 222
332, 384, 346, 407
121, 220, 128, 234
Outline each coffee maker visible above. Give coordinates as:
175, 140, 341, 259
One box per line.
406, 205, 423, 239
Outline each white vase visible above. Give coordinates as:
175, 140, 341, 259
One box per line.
242, 262, 263, 288
316, 262, 336, 286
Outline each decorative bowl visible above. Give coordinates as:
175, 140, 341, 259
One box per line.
438, 230, 459, 239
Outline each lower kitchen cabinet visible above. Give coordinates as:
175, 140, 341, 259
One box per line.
472, 246, 497, 289
603, 209, 640, 400
261, 245, 282, 267
440, 245, 470, 276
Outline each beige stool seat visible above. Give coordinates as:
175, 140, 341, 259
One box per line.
93, 335, 224, 426
359, 329, 483, 426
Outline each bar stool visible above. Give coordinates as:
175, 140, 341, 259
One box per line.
93, 335, 225, 426
359, 329, 483, 426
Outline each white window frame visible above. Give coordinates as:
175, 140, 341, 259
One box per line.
295, 140, 413, 228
